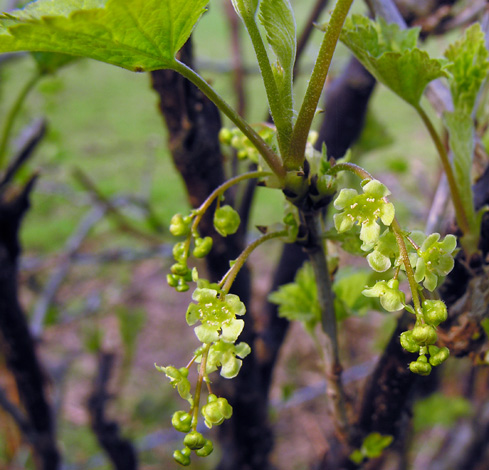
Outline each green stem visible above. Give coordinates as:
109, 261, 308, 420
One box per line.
191, 170, 270, 232
192, 343, 211, 430
391, 219, 422, 316
220, 229, 287, 293
240, 11, 292, 157
415, 105, 470, 235
0, 72, 41, 168
286, 0, 354, 170
303, 211, 349, 440
173, 61, 286, 180
328, 161, 372, 180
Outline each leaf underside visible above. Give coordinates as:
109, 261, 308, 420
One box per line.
0, 0, 209, 72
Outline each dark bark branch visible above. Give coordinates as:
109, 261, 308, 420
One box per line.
0, 175, 61, 470
87, 352, 138, 470
315, 56, 376, 159
0, 118, 46, 193
224, 1, 247, 118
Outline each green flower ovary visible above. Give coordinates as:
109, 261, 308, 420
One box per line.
334, 179, 395, 251
413, 233, 456, 291
186, 288, 246, 344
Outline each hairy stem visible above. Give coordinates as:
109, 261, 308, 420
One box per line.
0, 72, 41, 168
391, 219, 422, 316
239, 8, 292, 156
287, 0, 354, 169
220, 229, 288, 293
415, 105, 470, 236
173, 61, 286, 180
303, 212, 349, 440
192, 343, 211, 429
190, 170, 270, 235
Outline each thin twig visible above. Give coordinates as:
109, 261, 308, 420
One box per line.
30, 205, 107, 339
0, 118, 46, 192
0, 385, 37, 446
72, 168, 162, 244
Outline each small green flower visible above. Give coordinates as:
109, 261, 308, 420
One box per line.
333, 179, 395, 251
362, 278, 405, 312
413, 233, 457, 291
186, 288, 246, 344
155, 365, 192, 402
205, 340, 251, 378
367, 229, 400, 272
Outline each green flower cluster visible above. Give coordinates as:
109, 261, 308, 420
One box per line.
400, 300, 449, 375
334, 179, 395, 251
219, 125, 276, 164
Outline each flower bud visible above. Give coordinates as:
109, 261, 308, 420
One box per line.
400, 330, 420, 353
173, 447, 191, 466
167, 274, 179, 287
409, 356, 432, 376
193, 237, 213, 258
171, 263, 189, 276
170, 214, 190, 237
428, 345, 450, 366
214, 206, 241, 237
423, 300, 447, 327
412, 324, 437, 346
171, 411, 192, 433
183, 431, 206, 450
195, 439, 214, 457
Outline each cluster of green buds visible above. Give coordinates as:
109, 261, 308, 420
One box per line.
167, 203, 241, 292
219, 125, 277, 165
167, 212, 212, 292
332, 175, 456, 376
400, 300, 449, 375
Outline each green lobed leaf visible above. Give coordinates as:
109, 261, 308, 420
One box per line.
268, 262, 320, 332
340, 15, 447, 106
258, 0, 296, 125
0, 0, 209, 72
444, 23, 489, 115
413, 393, 473, 433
